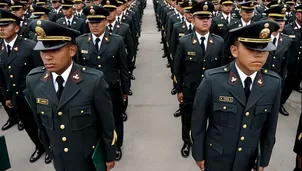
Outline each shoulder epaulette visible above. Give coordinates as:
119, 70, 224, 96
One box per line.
77, 33, 88, 38
27, 66, 46, 76
80, 66, 101, 76
211, 33, 223, 40
208, 64, 231, 75
261, 68, 280, 79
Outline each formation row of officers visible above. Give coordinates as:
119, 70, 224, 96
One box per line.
0, 0, 146, 170
154, 0, 302, 170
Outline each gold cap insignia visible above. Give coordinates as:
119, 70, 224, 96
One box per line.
90, 8, 95, 15
259, 28, 270, 39
11, 0, 14, 5
35, 26, 46, 38
250, 2, 254, 6
188, 0, 192, 6
281, 7, 286, 14
203, 5, 208, 11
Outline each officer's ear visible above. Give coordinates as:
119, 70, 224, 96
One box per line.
230, 43, 239, 58
14, 23, 21, 33
68, 43, 77, 58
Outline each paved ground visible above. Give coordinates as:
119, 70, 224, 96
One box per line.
1, 1, 302, 171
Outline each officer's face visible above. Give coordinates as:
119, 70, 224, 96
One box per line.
74, 3, 83, 10
107, 9, 117, 22
11, 8, 25, 18
63, 7, 73, 18
40, 44, 77, 75
221, 4, 233, 14
0, 6, 9, 10
214, 4, 219, 11
192, 16, 212, 33
296, 12, 302, 23
231, 42, 269, 74
184, 12, 193, 22
88, 20, 107, 36
0, 23, 20, 41
116, 6, 123, 15
263, 0, 271, 6
93, 0, 101, 5
240, 10, 253, 22
276, 20, 285, 32
52, 1, 61, 8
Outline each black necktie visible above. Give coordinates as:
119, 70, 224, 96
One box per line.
109, 24, 113, 33
117, 17, 120, 23
189, 24, 192, 33
67, 20, 71, 28
273, 37, 277, 46
56, 76, 64, 99
226, 16, 229, 24
7, 45, 11, 56
95, 38, 100, 51
200, 37, 206, 57
244, 77, 252, 100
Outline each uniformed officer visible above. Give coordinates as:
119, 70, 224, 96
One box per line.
210, 0, 238, 38
56, 0, 88, 34
285, 0, 296, 24
281, 4, 302, 116
254, 0, 271, 21
51, 0, 65, 20
170, 0, 197, 117
84, 0, 93, 6
34, 0, 58, 22
191, 20, 281, 171
262, 3, 292, 96
0, 0, 10, 10
28, 5, 51, 40
26, 19, 117, 171
0, 9, 47, 163
174, 0, 224, 158
294, 112, 302, 171
74, 0, 86, 19
75, 5, 129, 161
10, 0, 31, 38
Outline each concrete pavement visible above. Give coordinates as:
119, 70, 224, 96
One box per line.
0, 1, 301, 170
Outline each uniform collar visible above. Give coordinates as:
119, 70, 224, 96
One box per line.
4, 35, 18, 50
235, 62, 257, 89
52, 61, 73, 88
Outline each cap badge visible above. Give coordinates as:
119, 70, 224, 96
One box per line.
259, 28, 270, 39
189, 0, 192, 6
90, 8, 95, 15
281, 7, 286, 14
35, 26, 46, 38
203, 5, 208, 11
11, 0, 14, 5
250, 2, 254, 6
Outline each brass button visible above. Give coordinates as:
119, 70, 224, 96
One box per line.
81, 110, 84, 114
41, 111, 45, 115
202, 67, 205, 70
16, 91, 19, 94
60, 125, 65, 130
264, 70, 268, 73
98, 65, 101, 68
238, 147, 242, 152
264, 109, 268, 112
201, 74, 204, 78
189, 57, 192, 60
10, 75, 13, 78
58, 112, 63, 116
223, 106, 227, 110
8, 66, 11, 69
240, 136, 245, 141
64, 148, 69, 152
209, 143, 212, 146
13, 84, 16, 87
224, 68, 228, 72
245, 112, 250, 116
82, 67, 86, 71
272, 64, 275, 67
97, 56, 100, 59
273, 56, 276, 59
243, 124, 247, 129
92, 146, 95, 149
62, 137, 67, 142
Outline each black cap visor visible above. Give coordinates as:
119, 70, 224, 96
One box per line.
241, 41, 276, 51
34, 40, 69, 51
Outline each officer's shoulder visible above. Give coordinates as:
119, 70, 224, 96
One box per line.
76, 33, 89, 40
179, 33, 191, 42
27, 66, 46, 77
22, 37, 36, 46
261, 68, 281, 80
120, 22, 130, 28
110, 33, 123, 40
210, 33, 223, 41
80, 66, 102, 76
206, 64, 231, 76
280, 33, 292, 41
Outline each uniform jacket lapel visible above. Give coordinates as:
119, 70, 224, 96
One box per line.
71, 17, 77, 30
41, 72, 59, 105
98, 32, 110, 55
274, 35, 284, 55
8, 36, 22, 64
58, 63, 83, 109
245, 71, 265, 110
191, 33, 203, 58
88, 33, 98, 55
205, 34, 214, 58
113, 23, 120, 34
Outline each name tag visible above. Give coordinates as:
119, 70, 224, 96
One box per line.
36, 98, 49, 105
289, 35, 296, 38
187, 51, 196, 56
218, 24, 224, 27
219, 96, 234, 103
179, 33, 185, 37
81, 50, 88, 54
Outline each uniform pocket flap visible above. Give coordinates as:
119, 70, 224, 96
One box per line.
255, 104, 272, 115
70, 105, 92, 118
213, 102, 237, 113
81, 54, 90, 61
185, 56, 198, 62
37, 104, 52, 117
207, 136, 224, 155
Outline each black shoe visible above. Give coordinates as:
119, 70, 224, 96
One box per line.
1, 119, 17, 131
181, 143, 191, 158
122, 113, 128, 122
171, 88, 176, 95
128, 89, 133, 96
174, 109, 181, 117
45, 151, 52, 164
116, 147, 122, 161
279, 105, 289, 116
18, 120, 25, 131
30, 148, 45, 163
130, 74, 136, 80
166, 63, 171, 68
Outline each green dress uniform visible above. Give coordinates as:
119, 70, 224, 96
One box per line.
174, 1, 224, 150
281, 4, 302, 107
191, 20, 281, 171
26, 20, 117, 171
10, 1, 32, 38
75, 5, 129, 152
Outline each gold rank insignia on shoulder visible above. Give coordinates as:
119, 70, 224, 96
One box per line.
36, 98, 49, 105
13, 46, 18, 51
81, 50, 88, 54
289, 35, 296, 38
209, 39, 213, 44
192, 39, 197, 44
219, 96, 234, 103
187, 51, 196, 56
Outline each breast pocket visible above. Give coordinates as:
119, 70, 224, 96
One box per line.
212, 102, 237, 128
185, 56, 198, 62
252, 104, 272, 128
70, 105, 93, 131
37, 104, 53, 130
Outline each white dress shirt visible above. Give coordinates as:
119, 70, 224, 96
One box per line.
271, 33, 280, 48
195, 31, 209, 50
4, 35, 18, 52
241, 18, 251, 26
235, 62, 257, 90
65, 15, 74, 25
52, 62, 73, 92
296, 21, 301, 29
221, 12, 231, 23
107, 20, 117, 30
92, 32, 105, 50
185, 20, 192, 31
55, 6, 62, 14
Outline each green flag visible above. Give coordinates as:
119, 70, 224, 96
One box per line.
92, 140, 106, 171
0, 136, 11, 171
